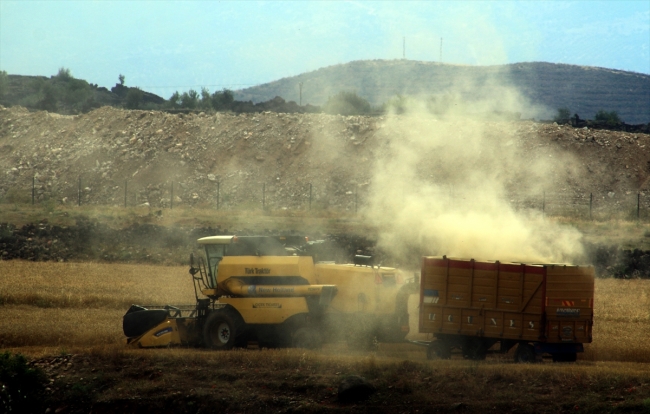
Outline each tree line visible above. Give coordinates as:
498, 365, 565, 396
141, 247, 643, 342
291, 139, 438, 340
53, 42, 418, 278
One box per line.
0, 68, 639, 125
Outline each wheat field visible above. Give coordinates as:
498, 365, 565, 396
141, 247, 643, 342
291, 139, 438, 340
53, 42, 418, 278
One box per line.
1, 261, 649, 363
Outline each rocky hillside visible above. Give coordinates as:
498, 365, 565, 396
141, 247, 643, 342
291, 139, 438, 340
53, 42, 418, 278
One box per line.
237, 60, 650, 123
0, 105, 648, 211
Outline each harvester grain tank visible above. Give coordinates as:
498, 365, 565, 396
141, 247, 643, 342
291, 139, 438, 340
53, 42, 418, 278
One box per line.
416, 256, 594, 362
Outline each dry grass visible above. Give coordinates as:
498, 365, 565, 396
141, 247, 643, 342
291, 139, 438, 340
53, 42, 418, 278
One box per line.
2, 261, 650, 364
0, 204, 370, 233
0, 261, 194, 309
586, 278, 650, 362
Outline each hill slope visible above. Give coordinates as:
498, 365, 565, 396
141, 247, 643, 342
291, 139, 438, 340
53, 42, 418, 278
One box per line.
236, 60, 650, 123
1, 105, 647, 211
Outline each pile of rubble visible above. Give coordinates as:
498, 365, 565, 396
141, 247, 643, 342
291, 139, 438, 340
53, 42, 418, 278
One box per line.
1, 105, 647, 212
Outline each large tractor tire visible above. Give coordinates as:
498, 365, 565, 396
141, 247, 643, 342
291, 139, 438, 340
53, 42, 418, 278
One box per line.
514, 343, 536, 363
203, 310, 242, 350
461, 337, 492, 360
292, 327, 322, 349
123, 308, 168, 338
427, 340, 452, 360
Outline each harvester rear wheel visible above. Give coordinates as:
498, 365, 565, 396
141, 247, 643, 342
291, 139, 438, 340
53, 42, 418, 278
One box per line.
292, 327, 322, 349
204, 311, 239, 350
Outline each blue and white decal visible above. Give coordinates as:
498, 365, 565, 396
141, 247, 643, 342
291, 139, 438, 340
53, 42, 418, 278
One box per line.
154, 327, 173, 337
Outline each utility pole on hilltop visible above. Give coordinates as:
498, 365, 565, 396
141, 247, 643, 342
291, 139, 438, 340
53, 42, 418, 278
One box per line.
299, 82, 303, 106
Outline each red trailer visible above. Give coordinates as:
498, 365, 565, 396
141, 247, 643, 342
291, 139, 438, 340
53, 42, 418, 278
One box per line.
418, 256, 594, 362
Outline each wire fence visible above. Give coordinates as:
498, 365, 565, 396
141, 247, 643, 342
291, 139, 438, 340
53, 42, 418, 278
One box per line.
2, 175, 649, 221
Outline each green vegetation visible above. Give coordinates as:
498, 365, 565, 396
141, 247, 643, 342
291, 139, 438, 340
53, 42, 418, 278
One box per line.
180, 89, 199, 109
0, 70, 8, 100
383, 94, 410, 114
322, 91, 371, 115
595, 109, 622, 125
211, 88, 235, 110
0, 352, 47, 413
125, 87, 144, 109
0, 62, 644, 123
554, 107, 571, 123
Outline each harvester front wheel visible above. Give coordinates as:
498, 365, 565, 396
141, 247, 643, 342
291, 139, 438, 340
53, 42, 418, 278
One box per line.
204, 311, 238, 350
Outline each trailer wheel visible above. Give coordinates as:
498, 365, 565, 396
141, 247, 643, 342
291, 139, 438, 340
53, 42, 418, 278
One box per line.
552, 352, 577, 362
514, 343, 536, 363
292, 327, 322, 349
462, 338, 488, 360
204, 311, 239, 350
427, 340, 452, 360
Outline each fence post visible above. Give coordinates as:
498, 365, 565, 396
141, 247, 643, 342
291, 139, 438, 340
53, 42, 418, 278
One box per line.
217, 181, 220, 210
32, 175, 35, 205
78, 176, 81, 206
171, 181, 174, 209
263, 183, 266, 211
309, 183, 312, 211
589, 193, 593, 220
124, 180, 127, 208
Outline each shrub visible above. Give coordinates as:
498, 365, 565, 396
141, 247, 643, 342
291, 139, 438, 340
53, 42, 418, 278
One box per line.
169, 91, 181, 108
180, 89, 199, 109
0, 70, 8, 99
322, 91, 371, 116
125, 87, 144, 109
38, 82, 58, 112
55, 67, 73, 82
594, 110, 621, 126
211, 89, 234, 110
383, 95, 409, 115
0, 352, 47, 413
200, 87, 211, 110
554, 107, 571, 123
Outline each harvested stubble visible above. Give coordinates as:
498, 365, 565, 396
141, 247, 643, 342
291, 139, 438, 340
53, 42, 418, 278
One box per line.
1, 261, 650, 363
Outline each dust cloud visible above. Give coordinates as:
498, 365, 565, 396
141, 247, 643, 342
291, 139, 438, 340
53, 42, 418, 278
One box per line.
362, 86, 585, 265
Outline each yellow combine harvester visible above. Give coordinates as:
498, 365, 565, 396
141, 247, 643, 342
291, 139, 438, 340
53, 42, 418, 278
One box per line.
123, 236, 418, 349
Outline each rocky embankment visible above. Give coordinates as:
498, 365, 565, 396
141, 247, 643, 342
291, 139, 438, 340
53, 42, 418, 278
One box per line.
1, 105, 648, 211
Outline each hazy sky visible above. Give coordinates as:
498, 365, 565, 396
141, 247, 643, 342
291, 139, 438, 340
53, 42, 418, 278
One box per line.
1, 1, 648, 98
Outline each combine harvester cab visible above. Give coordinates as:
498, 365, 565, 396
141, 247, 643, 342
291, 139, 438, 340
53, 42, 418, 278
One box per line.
417, 256, 594, 362
123, 235, 419, 350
